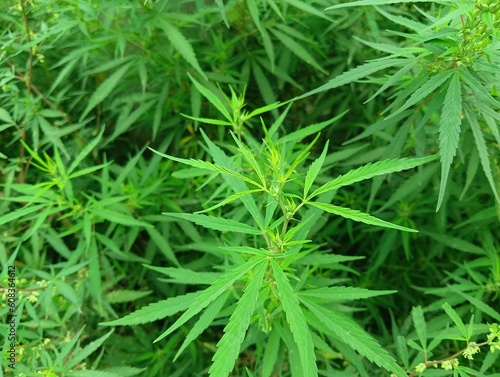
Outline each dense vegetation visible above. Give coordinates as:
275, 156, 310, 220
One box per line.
1, 0, 499, 376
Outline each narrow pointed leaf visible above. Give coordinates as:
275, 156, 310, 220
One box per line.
465, 108, 500, 204
163, 213, 262, 235
210, 260, 268, 376
79, 64, 130, 122
386, 70, 453, 121
308, 202, 417, 232
188, 73, 232, 121
309, 155, 437, 199
157, 20, 207, 80
271, 259, 317, 376
411, 306, 428, 350
304, 140, 329, 198
279, 112, 346, 144
299, 286, 395, 303
149, 147, 262, 188
175, 291, 230, 361
196, 189, 263, 214
154, 257, 262, 343
442, 303, 467, 339
302, 300, 407, 377
200, 129, 265, 229
99, 292, 201, 326
437, 73, 462, 210
270, 28, 326, 74
298, 58, 408, 99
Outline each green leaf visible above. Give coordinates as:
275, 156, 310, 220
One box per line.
437, 72, 462, 211
156, 20, 207, 80
100, 291, 201, 326
154, 257, 262, 343
442, 303, 467, 339
210, 260, 268, 376
149, 148, 263, 188
411, 306, 428, 351
106, 290, 152, 304
451, 288, 500, 322
298, 58, 408, 99
387, 70, 453, 121
175, 291, 230, 361
302, 300, 406, 377
144, 265, 219, 285
326, 0, 450, 10
278, 112, 347, 144
91, 208, 153, 228
247, 0, 275, 71
465, 107, 500, 204
270, 27, 326, 75
66, 329, 114, 369
187, 73, 231, 122
79, 63, 131, 122
0, 204, 45, 226
299, 286, 395, 303
145, 227, 180, 266
271, 259, 318, 376
304, 140, 329, 198
200, 129, 265, 229
309, 155, 438, 199
261, 327, 281, 377
196, 189, 263, 214
308, 202, 417, 232
163, 213, 262, 235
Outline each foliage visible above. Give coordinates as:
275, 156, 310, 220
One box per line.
0, 0, 499, 376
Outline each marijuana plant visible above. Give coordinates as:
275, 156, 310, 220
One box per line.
101, 91, 437, 376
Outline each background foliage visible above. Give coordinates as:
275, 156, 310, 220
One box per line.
1, 0, 499, 376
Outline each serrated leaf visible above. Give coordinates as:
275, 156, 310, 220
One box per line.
196, 189, 263, 214
163, 213, 262, 235
154, 257, 262, 343
144, 265, 219, 285
304, 140, 329, 198
465, 108, 500, 204
200, 129, 265, 228
79, 64, 131, 122
149, 147, 262, 188
302, 300, 406, 377
230, 132, 267, 188
299, 286, 395, 302
450, 288, 500, 322
270, 28, 326, 75
0, 204, 45, 226
278, 112, 346, 144
157, 20, 207, 80
437, 72, 462, 211
326, 0, 449, 10
91, 208, 153, 228
309, 155, 438, 200
298, 58, 408, 99
106, 290, 152, 304
271, 259, 318, 376
210, 260, 268, 376
308, 202, 417, 232
175, 291, 230, 361
387, 70, 453, 121
411, 306, 428, 351
187, 73, 231, 122
145, 227, 180, 266
66, 329, 114, 369
262, 327, 281, 377
247, 0, 275, 71
284, 0, 333, 21
99, 291, 201, 326
442, 303, 467, 339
